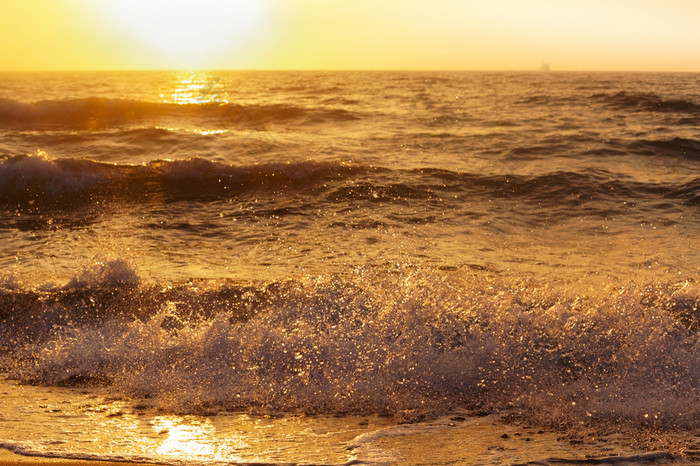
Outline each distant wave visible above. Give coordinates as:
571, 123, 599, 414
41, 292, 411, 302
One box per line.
581, 136, 700, 162
2, 260, 698, 434
1, 153, 698, 209
0, 98, 359, 130
628, 137, 700, 160
592, 91, 700, 114
513, 91, 700, 116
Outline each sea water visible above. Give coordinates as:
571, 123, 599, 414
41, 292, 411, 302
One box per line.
0, 71, 698, 464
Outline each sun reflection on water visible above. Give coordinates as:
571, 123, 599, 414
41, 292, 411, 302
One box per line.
151, 415, 247, 461
162, 72, 229, 105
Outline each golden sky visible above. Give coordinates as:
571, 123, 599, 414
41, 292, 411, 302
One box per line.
1, 0, 699, 71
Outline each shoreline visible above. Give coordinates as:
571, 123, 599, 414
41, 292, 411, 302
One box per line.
0, 450, 161, 466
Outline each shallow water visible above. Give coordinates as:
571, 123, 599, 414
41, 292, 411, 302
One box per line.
0, 71, 699, 463
0, 376, 687, 465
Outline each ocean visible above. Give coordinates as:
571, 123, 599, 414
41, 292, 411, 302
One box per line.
0, 71, 698, 464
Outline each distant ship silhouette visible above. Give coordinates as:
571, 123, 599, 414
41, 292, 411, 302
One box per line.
539, 62, 551, 72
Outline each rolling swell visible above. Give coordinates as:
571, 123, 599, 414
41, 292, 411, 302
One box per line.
1, 153, 699, 210
0, 97, 359, 130
3, 260, 698, 438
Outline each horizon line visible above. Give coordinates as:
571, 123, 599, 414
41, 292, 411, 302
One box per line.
1, 68, 699, 73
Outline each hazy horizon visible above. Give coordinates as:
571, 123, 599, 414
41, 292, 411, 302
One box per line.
2, 0, 699, 72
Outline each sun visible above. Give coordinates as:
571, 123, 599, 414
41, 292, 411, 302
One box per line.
91, 0, 268, 68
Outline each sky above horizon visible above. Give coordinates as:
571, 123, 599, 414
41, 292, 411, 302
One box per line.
1, 0, 699, 72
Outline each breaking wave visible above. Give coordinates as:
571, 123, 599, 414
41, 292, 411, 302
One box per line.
2, 260, 698, 437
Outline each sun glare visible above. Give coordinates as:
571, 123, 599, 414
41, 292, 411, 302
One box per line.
91, 0, 268, 68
